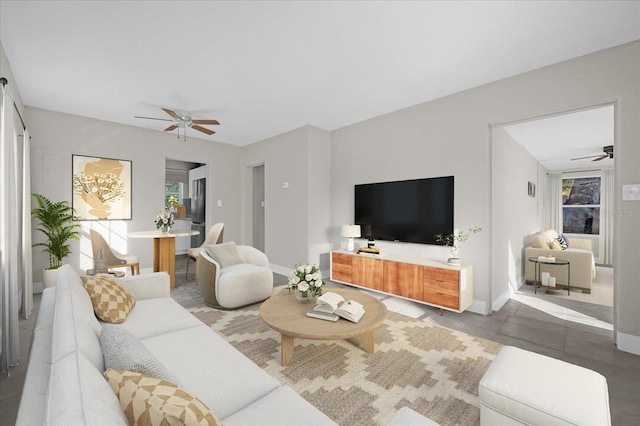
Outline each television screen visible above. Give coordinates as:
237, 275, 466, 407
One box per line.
355, 176, 454, 245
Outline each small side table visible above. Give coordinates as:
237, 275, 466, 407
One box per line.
528, 257, 571, 295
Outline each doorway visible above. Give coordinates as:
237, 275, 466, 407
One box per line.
490, 104, 615, 332
252, 165, 265, 252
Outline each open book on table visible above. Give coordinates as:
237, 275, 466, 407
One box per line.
311, 291, 366, 323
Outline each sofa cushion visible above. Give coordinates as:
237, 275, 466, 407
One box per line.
52, 266, 104, 371
101, 324, 179, 384
205, 241, 244, 269
141, 325, 281, 419
46, 352, 127, 425
119, 298, 204, 340
104, 369, 222, 426
222, 386, 336, 426
84, 275, 136, 323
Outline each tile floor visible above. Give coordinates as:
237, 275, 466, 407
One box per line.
1, 265, 638, 425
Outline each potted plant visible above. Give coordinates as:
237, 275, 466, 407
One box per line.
435, 226, 481, 265
31, 193, 81, 287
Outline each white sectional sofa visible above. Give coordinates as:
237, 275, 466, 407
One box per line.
17, 265, 432, 425
16, 265, 335, 425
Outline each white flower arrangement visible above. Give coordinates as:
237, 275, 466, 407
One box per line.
155, 210, 174, 230
288, 263, 324, 297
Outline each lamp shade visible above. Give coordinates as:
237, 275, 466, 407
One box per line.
341, 224, 361, 238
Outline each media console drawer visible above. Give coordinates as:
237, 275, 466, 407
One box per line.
330, 250, 473, 313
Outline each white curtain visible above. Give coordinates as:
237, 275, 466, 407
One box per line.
1, 81, 32, 374
545, 172, 563, 232
601, 168, 614, 265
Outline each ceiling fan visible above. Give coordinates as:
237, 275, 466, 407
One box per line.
135, 108, 219, 140
571, 145, 614, 162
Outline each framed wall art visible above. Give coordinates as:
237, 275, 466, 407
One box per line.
528, 181, 536, 198
72, 155, 132, 220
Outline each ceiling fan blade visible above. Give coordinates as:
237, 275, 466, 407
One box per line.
191, 125, 215, 135
571, 154, 601, 161
134, 115, 173, 122
162, 108, 182, 120
192, 119, 220, 125
164, 125, 178, 132
592, 154, 609, 161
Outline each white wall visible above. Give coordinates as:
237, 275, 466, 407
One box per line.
242, 125, 332, 274
330, 40, 640, 352
13, 40, 640, 355
26, 107, 241, 283
491, 126, 546, 310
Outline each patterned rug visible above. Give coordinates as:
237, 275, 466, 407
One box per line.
188, 294, 502, 426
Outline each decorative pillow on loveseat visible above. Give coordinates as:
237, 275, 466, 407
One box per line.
83, 275, 135, 323
100, 324, 179, 384
556, 233, 569, 250
104, 369, 222, 426
205, 241, 245, 269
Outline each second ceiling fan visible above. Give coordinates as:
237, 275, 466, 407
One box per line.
135, 108, 220, 140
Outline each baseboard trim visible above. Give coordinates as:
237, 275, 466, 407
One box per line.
616, 331, 640, 356
468, 300, 488, 315
492, 288, 511, 312
270, 264, 291, 277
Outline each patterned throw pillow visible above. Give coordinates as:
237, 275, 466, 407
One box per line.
548, 239, 563, 250
100, 324, 179, 384
556, 234, 568, 250
104, 369, 222, 426
84, 275, 135, 323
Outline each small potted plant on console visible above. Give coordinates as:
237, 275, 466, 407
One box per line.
435, 226, 481, 265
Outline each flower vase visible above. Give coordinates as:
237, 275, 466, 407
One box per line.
295, 292, 313, 304
161, 225, 170, 234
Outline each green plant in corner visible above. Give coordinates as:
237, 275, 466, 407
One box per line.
31, 193, 81, 270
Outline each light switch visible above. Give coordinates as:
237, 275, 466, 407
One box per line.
282, 182, 289, 189
217, 200, 222, 207
623, 184, 640, 201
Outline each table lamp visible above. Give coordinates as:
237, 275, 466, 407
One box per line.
341, 225, 361, 252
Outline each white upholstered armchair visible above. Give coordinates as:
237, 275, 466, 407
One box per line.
197, 242, 273, 309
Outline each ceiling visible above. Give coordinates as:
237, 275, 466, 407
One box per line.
502, 105, 615, 172
1, 1, 638, 147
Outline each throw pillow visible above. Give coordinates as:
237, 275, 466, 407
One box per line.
205, 241, 244, 269
548, 239, 563, 250
104, 369, 222, 426
100, 324, 179, 384
84, 275, 135, 324
556, 234, 568, 250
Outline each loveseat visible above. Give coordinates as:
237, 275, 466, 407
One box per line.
524, 229, 596, 292
17, 265, 432, 425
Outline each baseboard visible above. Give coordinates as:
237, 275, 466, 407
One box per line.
492, 288, 511, 312
616, 331, 640, 356
468, 300, 488, 315
270, 264, 291, 277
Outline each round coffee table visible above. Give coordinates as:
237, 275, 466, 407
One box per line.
259, 288, 387, 366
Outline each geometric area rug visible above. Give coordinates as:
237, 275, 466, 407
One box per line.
188, 297, 502, 426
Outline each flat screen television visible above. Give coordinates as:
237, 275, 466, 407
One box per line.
354, 176, 454, 245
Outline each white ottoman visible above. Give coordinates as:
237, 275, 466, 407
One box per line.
479, 346, 611, 426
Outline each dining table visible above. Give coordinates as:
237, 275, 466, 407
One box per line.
126, 229, 200, 288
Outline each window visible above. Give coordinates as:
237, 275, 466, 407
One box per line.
165, 181, 183, 210
562, 177, 601, 234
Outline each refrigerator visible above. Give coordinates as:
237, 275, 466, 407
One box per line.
191, 178, 206, 247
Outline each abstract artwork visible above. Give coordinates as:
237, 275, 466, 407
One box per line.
72, 155, 132, 220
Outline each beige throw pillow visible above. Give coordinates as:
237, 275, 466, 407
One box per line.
205, 241, 244, 269
104, 369, 222, 426
84, 275, 135, 324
